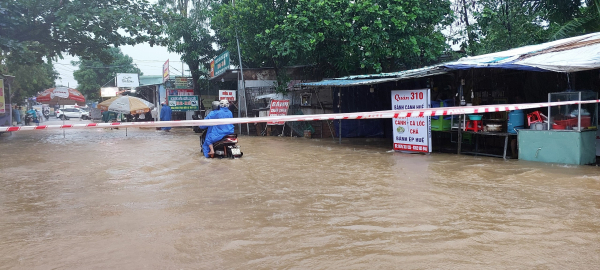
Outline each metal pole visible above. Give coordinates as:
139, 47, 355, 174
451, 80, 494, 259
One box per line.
338, 89, 342, 144
232, 0, 249, 135
578, 91, 581, 131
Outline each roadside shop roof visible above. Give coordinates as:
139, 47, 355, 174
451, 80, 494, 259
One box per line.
302, 32, 600, 88
301, 77, 406, 87
444, 32, 600, 73
335, 66, 449, 80
301, 66, 448, 87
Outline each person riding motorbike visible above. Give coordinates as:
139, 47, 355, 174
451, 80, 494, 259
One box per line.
26, 108, 38, 126
43, 108, 50, 120
198, 99, 234, 158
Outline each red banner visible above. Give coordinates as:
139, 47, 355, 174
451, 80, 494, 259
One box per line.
268, 99, 290, 125
219, 90, 236, 101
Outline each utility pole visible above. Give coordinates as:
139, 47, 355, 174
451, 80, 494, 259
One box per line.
232, 0, 249, 135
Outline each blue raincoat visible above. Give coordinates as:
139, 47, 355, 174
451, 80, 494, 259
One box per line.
160, 104, 172, 131
199, 107, 234, 157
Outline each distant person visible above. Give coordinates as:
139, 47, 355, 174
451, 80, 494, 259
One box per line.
199, 100, 234, 158
138, 112, 145, 121
26, 108, 38, 125
12, 105, 21, 125
160, 102, 172, 131
102, 110, 108, 123
36, 109, 43, 124
151, 107, 158, 121
101, 110, 116, 123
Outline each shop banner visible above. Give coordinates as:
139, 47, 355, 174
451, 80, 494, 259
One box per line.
168, 95, 199, 111
0, 79, 4, 114
163, 60, 170, 83
219, 90, 236, 101
174, 77, 193, 89
391, 89, 431, 153
116, 73, 140, 88
100, 87, 119, 97
268, 99, 290, 125
168, 89, 194, 96
213, 51, 230, 77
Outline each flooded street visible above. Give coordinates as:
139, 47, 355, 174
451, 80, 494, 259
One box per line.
1, 124, 600, 269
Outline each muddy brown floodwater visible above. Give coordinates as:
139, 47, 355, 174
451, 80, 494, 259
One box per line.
1, 126, 600, 269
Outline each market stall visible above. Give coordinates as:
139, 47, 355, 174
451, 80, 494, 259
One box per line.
518, 91, 598, 165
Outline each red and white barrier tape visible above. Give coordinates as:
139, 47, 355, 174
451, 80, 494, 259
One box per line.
2, 100, 599, 133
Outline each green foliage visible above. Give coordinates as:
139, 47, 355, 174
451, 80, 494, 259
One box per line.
473, 0, 550, 54
551, 0, 600, 40
4, 60, 57, 104
212, 0, 452, 79
452, 0, 583, 55
154, 0, 217, 96
72, 48, 141, 102
0, 0, 161, 64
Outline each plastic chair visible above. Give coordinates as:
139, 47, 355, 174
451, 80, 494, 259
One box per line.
464, 120, 482, 132
527, 111, 547, 126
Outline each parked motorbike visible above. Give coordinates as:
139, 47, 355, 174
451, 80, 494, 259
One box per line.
43, 110, 50, 120
198, 129, 243, 159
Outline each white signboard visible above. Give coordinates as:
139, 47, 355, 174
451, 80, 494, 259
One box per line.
391, 89, 431, 153
100, 87, 119, 97
116, 73, 140, 88
219, 90, 236, 101
51, 87, 70, 99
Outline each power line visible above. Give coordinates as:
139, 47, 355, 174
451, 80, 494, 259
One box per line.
132, 59, 185, 62
54, 62, 135, 69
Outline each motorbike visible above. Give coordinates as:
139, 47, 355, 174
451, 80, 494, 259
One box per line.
43, 110, 50, 120
198, 129, 243, 159
24, 113, 34, 126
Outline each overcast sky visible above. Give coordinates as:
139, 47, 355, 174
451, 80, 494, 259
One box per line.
53, 0, 190, 88
53, 43, 190, 88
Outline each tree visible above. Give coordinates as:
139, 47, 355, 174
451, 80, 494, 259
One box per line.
0, 46, 58, 104
0, 0, 161, 64
551, 0, 600, 40
212, 0, 453, 80
450, 0, 582, 55
72, 48, 141, 101
5, 61, 57, 104
154, 0, 217, 96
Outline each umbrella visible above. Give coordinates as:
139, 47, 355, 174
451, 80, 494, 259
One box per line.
37, 87, 86, 105
97, 95, 154, 114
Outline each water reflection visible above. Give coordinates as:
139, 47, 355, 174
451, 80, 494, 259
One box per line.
1, 127, 599, 269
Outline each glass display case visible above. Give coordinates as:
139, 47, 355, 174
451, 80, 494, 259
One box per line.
548, 91, 598, 131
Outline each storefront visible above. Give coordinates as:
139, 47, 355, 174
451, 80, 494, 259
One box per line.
301, 32, 600, 165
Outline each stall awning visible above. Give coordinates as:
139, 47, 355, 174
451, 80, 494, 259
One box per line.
335, 66, 449, 80
301, 77, 403, 87
444, 32, 600, 73
301, 66, 449, 87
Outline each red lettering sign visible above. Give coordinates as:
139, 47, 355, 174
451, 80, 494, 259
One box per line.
268, 99, 290, 125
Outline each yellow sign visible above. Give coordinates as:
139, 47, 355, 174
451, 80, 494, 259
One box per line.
0, 79, 5, 114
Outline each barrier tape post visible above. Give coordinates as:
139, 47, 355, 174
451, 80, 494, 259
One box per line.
1, 100, 599, 133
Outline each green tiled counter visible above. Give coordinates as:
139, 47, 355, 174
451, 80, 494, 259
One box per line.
518, 129, 596, 165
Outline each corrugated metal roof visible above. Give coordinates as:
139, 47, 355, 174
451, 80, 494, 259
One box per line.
301, 66, 449, 87
301, 77, 404, 87
444, 32, 600, 72
299, 32, 600, 88
336, 66, 448, 80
